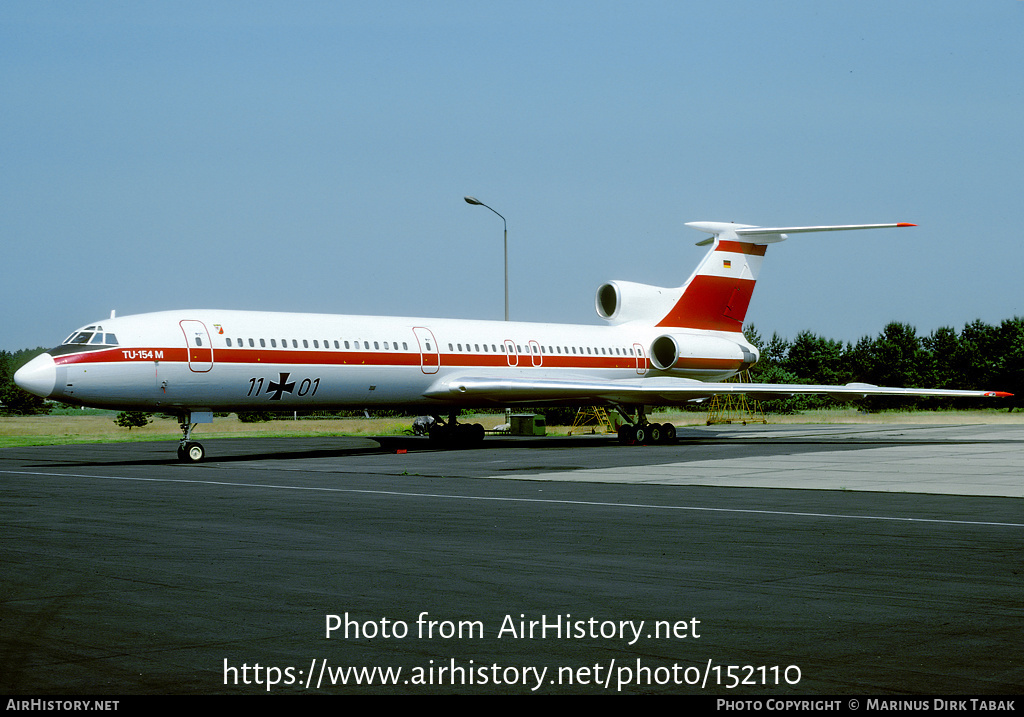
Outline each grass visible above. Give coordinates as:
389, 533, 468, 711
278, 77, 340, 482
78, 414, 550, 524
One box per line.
0, 408, 1020, 448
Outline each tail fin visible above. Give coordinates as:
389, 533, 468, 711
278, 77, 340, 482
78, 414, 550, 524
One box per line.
655, 221, 916, 331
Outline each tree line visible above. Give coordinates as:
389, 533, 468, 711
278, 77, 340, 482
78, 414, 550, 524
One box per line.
743, 317, 1022, 412
0, 348, 49, 415
2, 316, 1020, 416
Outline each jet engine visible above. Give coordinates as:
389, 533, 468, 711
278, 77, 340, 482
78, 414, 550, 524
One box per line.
595, 281, 677, 325
649, 332, 759, 371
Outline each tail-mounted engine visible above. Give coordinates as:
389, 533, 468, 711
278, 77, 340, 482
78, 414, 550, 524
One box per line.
596, 281, 678, 326
649, 332, 759, 372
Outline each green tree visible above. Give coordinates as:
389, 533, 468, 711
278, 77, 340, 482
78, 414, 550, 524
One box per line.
993, 317, 1024, 410
0, 349, 51, 415
783, 330, 850, 386
922, 325, 960, 390
950, 319, 999, 391
114, 411, 152, 430
871, 322, 926, 389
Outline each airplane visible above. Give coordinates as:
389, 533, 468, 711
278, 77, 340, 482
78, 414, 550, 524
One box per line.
14, 220, 1011, 462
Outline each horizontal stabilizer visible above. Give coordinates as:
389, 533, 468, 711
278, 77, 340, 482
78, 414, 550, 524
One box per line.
687, 221, 916, 246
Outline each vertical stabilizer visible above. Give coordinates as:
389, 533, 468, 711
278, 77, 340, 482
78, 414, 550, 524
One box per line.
656, 223, 768, 332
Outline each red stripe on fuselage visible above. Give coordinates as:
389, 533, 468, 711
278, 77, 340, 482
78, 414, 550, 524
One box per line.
51, 346, 657, 371
55, 348, 187, 365
51, 346, 746, 375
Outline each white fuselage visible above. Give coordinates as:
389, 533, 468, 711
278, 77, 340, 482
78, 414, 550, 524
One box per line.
25, 309, 758, 414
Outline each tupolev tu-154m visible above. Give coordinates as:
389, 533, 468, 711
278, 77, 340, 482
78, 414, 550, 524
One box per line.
15, 220, 1011, 462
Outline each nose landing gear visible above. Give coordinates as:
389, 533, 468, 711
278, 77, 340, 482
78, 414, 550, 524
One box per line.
177, 439, 205, 463
177, 415, 207, 463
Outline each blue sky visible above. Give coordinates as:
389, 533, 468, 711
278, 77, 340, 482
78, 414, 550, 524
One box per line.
2, 1, 1022, 351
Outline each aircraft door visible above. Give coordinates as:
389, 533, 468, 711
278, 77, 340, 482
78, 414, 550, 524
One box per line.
181, 320, 214, 373
529, 340, 543, 367
413, 327, 440, 374
633, 342, 646, 375
504, 339, 518, 366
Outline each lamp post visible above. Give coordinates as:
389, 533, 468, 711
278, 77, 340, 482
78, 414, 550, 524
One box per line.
464, 196, 508, 321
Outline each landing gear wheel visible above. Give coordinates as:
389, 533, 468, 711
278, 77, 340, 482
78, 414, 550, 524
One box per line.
617, 425, 633, 445
662, 423, 677, 443
178, 441, 205, 463
648, 424, 663, 444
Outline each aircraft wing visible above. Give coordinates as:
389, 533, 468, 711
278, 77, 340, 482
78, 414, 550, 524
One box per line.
423, 375, 1011, 405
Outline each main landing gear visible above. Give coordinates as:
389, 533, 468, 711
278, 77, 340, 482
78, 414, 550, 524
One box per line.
617, 422, 677, 445
177, 417, 205, 463
427, 413, 485, 447
614, 405, 677, 445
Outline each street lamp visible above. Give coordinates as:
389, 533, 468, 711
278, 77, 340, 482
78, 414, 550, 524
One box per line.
464, 196, 508, 321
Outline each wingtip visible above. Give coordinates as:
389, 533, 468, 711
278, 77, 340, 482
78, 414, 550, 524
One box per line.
985, 391, 1014, 398
896, 223, 917, 227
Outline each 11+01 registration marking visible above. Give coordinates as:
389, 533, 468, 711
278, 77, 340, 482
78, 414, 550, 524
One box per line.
247, 373, 320, 400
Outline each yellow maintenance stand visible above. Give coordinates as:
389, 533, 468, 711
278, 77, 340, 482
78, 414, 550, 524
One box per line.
567, 406, 618, 435
705, 371, 768, 426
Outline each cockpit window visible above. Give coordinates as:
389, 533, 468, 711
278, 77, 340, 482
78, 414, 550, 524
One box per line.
62, 326, 118, 346
67, 331, 94, 344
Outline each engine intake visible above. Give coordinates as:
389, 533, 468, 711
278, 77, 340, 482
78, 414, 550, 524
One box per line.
596, 281, 676, 325
649, 333, 759, 371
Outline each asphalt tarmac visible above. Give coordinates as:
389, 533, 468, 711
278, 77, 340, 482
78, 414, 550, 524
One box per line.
1, 424, 1022, 695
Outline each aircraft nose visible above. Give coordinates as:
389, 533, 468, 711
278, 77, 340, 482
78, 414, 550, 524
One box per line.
14, 353, 57, 398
